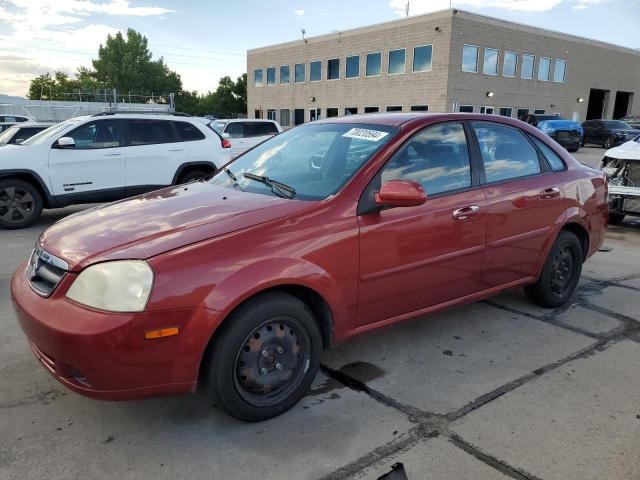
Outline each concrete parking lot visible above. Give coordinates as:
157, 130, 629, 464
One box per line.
1, 145, 639, 480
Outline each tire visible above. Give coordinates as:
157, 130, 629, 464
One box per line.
204, 292, 322, 421
608, 212, 626, 225
0, 178, 43, 229
568, 146, 579, 153
603, 136, 615, 149
179, 169, 209, 183
524, 230, 583, 308
580, 138, 585, 147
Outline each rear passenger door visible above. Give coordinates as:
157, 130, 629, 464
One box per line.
472, 121, 565, 288
125, 119, 187, 193
223, 122, 247, 158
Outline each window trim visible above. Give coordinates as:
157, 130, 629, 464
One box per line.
309, 60, 322, 82
499, 106, 513, 118
309, 108, 321, 121
345, 55, 360, 79
537, 57, 551, 82
254, 69, 264, 87
294, 63, 305, 84
365, 51, 382, 77
279, 65, 290, 85
521, 54, 535, 80
266, 67, 276, 86
327, 58, 340, 81
326, 107, 339, 118
344, 107, 358, 115
483, 47, 499, 76
516, 108, 530, 120
479, 106, 495, 114
386, 105, 403, 112
364, 106, 380, 114
534, 109, 546, 115
553, 58, 567, 83
412, 44, 434, 73
502, 51, 517, 78
410, 105, 429, 112
458, 105, 475, 113
388, 48, 406, 75
461, 44, 479, 73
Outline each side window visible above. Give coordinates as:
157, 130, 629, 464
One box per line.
246, 122, 277, 137
381, 122, 472, 195
65, 120, 122, 149
129, 120, 176, 146
262, 122, 279, 135
174, 121, 205, 141
12, 127, 41, 143
473, 122, 541, 183
530, 136, 565, 171
224, 122, 244, 138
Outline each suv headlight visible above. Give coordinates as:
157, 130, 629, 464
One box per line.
66, 260, 154, 312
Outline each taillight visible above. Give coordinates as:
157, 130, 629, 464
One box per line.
222, 139, 231, 149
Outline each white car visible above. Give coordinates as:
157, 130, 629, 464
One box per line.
0, 112, 231, 229
0, 122, 53, 145
599, 134, 640, 224
210, 119, 282, 158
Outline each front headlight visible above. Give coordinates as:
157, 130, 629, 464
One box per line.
66, 260, 154, 312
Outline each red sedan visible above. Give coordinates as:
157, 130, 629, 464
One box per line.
12, 113, 608, 421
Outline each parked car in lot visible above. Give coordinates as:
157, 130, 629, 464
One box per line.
599, 133, 640, 224
520, 113, 561, 127
0, 122, 53, 145
581, 119, 640, 149
210, 119, 282, 158
0, 111, 231, 229
0, 115, 33, 123
12, 113, 607, 421
0, 122, 17, 134
621, 115, 640, 129
537, 119, 583, 152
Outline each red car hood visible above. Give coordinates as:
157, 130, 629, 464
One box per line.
39, 182, 313, 271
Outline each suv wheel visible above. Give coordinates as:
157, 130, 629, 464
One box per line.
603, 136, 615, 149
0, 179, 43, 229
179, 169, 209, 183
524, 230, 582, 308
204, 292, 322, 421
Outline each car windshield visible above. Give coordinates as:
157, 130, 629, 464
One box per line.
0, 125, 19, 144
210, 120, 227, 133
603, 121, 632, 129
22, 119, 81, 146
209, 122, 398, 200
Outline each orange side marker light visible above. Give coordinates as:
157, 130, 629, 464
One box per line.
144, 327, 180, 340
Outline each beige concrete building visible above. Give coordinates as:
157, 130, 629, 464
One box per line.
247, 9, 640, 127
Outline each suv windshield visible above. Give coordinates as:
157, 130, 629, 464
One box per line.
209, 122, 398, 200
22, 118, 83, 146
603, 120, 632, 130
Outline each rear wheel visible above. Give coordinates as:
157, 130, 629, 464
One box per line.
608, 212, 626, 225
0, 179, 43, 229
524, 231, 582, 308
603, 136, 615, 149
568, 146, 580, 153
204, 292, 322, 421
179, 169, 209, 183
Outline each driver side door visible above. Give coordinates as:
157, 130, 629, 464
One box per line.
357, 122, 487, 327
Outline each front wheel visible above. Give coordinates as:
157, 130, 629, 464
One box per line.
179, 169, 209, 184
568, 146, 580, 153
0, 179, 43, 229
524, 231, 583, 308
204, 292, 322, 421
603, 136, 615, 149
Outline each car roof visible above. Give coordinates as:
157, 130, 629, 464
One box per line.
313, 112, 535, 128
222, 118, 277, 123
13, 122, 53, 128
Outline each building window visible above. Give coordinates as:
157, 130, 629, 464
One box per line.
521, 54, 534, 79
517, 108, 529, 119
483, 48, 499, 75
294, 63, 305, 83
309, 108, 321, 121
386, 105, 402, 112
388, 49, 406, 75
413, 45, 433, 72
280, 65, 290, 84
411, 105, 429, 111
345, 107, 358, 115
254, 109, 263, 119
326, 107, 339, 118
538, 57, 551, 81
294, 109, 305, 125
310, 61, 321, 82
534, 109, 546, 114
267, 109, 276, 121
364, 106, 379, 113
462, 45, 479, 72
480, 106, 494, 114
499, 107, 513, 117
346, 55, 359, 78
327, 58, 340, 80
279, 109, 290, 126
366, 52, 381, 76
503, 51, 517, 77
254, 69, 263, 87
554, 59, 566, 83
267, 67, 276, 85
458, 105, 474, 113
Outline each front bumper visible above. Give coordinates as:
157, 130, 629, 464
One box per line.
11, 260, 222, 400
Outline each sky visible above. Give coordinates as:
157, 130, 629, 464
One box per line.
0, 0, 638, 98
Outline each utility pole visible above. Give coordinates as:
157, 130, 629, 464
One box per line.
405, 1, 409, 17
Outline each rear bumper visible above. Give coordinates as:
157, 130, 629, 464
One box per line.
549, 134, 581, 149
11, 261, 222, 400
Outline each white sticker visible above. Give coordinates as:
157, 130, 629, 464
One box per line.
342, 128, 389, 142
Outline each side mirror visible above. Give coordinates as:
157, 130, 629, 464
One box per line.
56, 137, 75, 148
14, 138, 24, 144
375, 180, 427, 208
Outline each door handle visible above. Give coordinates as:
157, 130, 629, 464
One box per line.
169, 148, 184, 152
540, 187, 561, 199
452, 205, 480, 220
104, 152, 122, 157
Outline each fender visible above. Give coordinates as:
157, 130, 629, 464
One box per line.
171, 161, 217, 184
0, 168, 55, 207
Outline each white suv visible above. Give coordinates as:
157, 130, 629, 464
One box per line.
211, 119, 282, 158
0, 112, 231, 229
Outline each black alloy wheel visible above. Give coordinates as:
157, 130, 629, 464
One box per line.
603, 136, 615, 149
0, 179, 43, 229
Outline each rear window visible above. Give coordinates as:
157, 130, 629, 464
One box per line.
129, 119, 176, 146
174, 121, 205, 141
246, 122, 278, 137
531, 136, 566, 171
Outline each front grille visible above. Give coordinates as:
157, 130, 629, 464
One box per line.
555, 130, 579, 139
26, 246, 68, 297
623, 197, 640, 213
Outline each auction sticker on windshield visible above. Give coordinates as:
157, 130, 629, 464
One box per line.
342, 128, 390, 142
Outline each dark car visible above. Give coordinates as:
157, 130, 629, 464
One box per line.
537, 119, 583, 152
520, 113, 561, 127
0, 123, 52, 145
581, 119, 640, 149
12, 113, 608, 421
621, 115, 640, 129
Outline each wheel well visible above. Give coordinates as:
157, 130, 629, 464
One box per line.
0, 173, 51, 208
561, 223, 589, 262
176, 164, 215, 183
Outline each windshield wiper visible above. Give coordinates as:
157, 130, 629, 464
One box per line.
224, 167, 238, 182
243, 172, 296, 199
